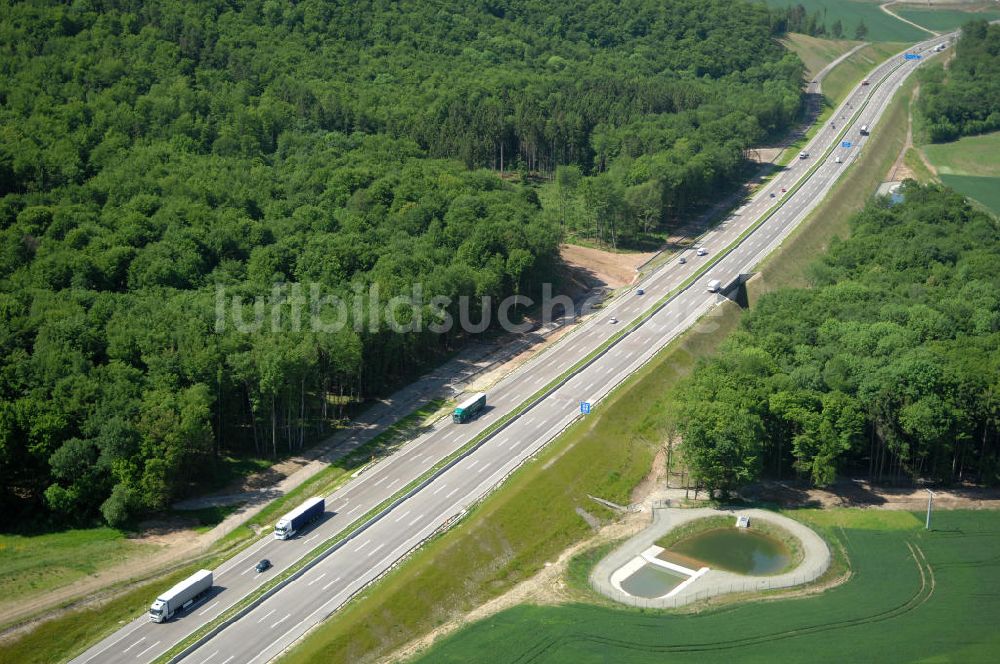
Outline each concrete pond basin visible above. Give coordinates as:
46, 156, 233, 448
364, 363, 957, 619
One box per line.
592, 507, 830, 608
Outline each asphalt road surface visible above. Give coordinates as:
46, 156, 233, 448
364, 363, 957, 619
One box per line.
71, 36, 950, 664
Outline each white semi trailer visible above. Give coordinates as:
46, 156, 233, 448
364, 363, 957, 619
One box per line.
148, 569, 213, 622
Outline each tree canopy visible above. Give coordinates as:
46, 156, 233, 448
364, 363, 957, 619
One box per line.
676, 184, 1000, 496
0, 0, 806, 527
919, 20, 1000, 142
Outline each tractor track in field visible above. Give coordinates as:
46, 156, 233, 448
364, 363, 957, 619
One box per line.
513, 541, 935, 662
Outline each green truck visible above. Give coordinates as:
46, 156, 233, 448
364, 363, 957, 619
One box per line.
453, 392, 486, 423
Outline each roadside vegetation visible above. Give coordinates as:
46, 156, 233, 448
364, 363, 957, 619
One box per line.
0, 528, 156, 614
417, 509, 1000, 663
278, 302, 744, 664
0, 557, 226, 664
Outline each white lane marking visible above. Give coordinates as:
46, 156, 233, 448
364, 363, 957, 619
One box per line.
394, 509, 411, 523
241, 566, 255, 576
304, 533, 319, 544
322, 575, 343, 591
197, 650, 218, 664
467, 459, 479, 470
257, 608, 276, 623
388, 478, 400, 488
135, 641, 161, 659
409, 515, 423, 526
356, 539, 370, 552
372, 475, 387, 487
220, 657, 235, 664
272, 613, 291, 629
368, 542, 385, 557
79, 615, 148, 662
508, 441, 518, 451
446, 487, 459, 499
348, 505, 360, 514
308, 572, 327, 587
198, 601, 220, 616
433, 484, 447, 495
122, 637, 146, 653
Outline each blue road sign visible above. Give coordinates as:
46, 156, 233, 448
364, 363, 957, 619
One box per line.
904, 53, 922, 60
842, 141, 852, 148
580, 401, 591, 414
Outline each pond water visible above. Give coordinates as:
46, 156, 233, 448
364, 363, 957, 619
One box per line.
669, 528, 791, 575
619, 564, 687, 598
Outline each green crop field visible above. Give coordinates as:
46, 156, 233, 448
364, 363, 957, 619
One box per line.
895, 6, 1000, 33
922, 132, 1000, 178
939, 174, 1000, 215
762, 1, 927, 42
414, 509, 1000, 663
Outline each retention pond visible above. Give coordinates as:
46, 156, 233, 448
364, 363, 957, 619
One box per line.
668, 528, 790, 575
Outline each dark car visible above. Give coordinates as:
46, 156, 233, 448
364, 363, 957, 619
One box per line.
256, 559, 272, 573
636, 288, 644, 295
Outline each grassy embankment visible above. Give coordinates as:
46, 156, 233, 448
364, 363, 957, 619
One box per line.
418, 509, 1000, 663
0, 399, 448, 664
781, 33, 859, 81
278, 41, 928, 664
0, 529, 157, 615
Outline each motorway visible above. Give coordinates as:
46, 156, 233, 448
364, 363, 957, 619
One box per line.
72, 36, 948, 664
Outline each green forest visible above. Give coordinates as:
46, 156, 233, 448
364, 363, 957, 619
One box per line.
0, 0, 806, 527
676, 184, 1000, 495
919, 20, 1000, 142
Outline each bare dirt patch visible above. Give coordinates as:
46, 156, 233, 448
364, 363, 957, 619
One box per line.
559, 243, 655, 289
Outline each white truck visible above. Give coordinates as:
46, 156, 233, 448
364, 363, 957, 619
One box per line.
274, 496, 325, 540
708, 279, 722, 293
149, 570, 213, 622
860, 124, 870, 136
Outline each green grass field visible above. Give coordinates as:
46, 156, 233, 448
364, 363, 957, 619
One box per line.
0, 558, 225, 664
922, 132, 1000, 177
895, 5, 1000, 33
0, 528, 157, 617
781, 33, 860, 80
414, 509, 1000, 663
939, 174, 1000, 215
762, 0, 927, 42
919, 132, 1000, 215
